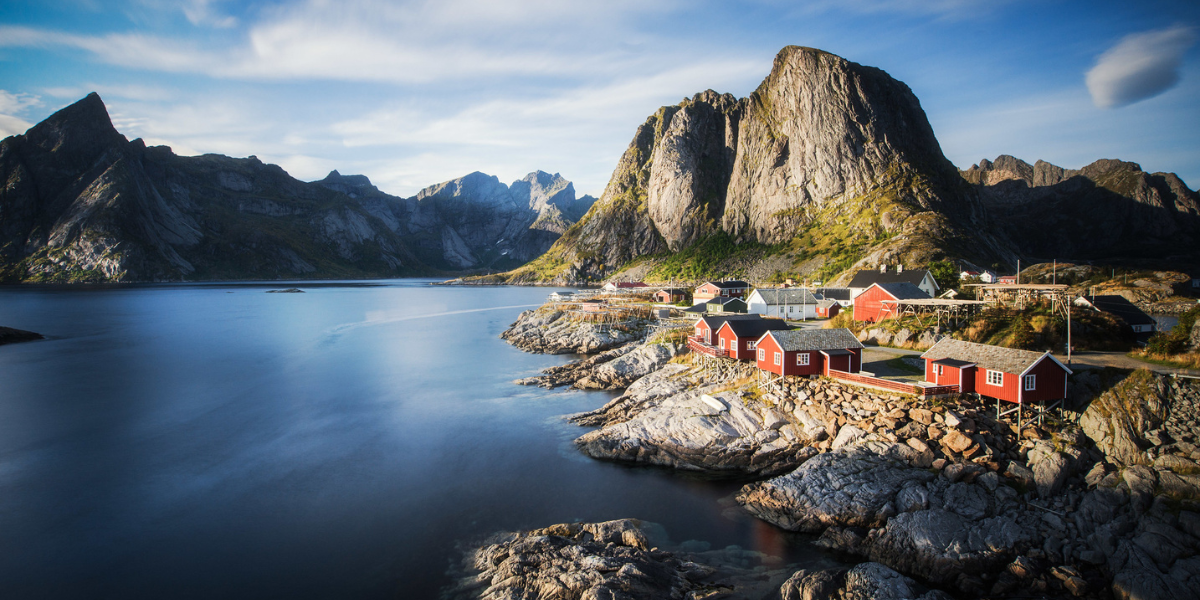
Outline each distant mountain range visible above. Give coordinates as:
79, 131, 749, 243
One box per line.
0, 93, 594, 282
3, 48, 1197, 285
484, 46, 1198, 285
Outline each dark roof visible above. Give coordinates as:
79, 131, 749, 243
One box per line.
750, 288, 820, 305
708, 296, 747, 306
814, 287, 851, 301
721, 318, 791, 339
921, 338, 1070, 375
702, 280, 749, 289
655, 288, 685, 294
765, 328, 863, 351
874, 282, 931, 300
848, 268, 936, 290
683, 304, 708, 313
696, 314, 761, 330
1090, 295, 1156, 327
932, 358, 975, 368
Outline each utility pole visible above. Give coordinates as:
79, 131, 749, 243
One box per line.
1053, 259, 1056, 285
1017, 259, 1020, 284
1067, 297, 1072, 365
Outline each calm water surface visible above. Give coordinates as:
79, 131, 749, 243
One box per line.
0, 280, 831, 599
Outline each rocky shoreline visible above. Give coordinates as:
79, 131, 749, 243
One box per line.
484, 307, 1200, 600
0, 325, 44, 346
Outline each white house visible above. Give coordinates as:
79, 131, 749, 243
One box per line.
746, 288, 821, 320
959, 270, 996, 283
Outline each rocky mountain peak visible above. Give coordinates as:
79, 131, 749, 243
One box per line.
10, 92, 127, 174
317, 170, 378, 197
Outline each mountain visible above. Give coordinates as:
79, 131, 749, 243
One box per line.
961, 155, 1200, 262
0, 93, 594, 282
500, 46, 1010, 285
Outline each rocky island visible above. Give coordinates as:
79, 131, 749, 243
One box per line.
0, 325, 44, 345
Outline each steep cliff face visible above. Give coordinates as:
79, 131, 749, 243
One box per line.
504, 46, 1002, 285
0, 94, 594, 282
962, 156, 1200, 260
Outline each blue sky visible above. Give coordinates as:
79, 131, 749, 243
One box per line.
1, 0, 1197, 198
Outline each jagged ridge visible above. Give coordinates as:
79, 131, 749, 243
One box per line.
0, 94, 595, 282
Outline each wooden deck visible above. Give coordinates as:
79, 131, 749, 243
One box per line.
828, 369, 959, 397
687, 336, 728, 358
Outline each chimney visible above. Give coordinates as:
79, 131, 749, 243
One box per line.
897, 264, 903, 273
879, 264, 887, 273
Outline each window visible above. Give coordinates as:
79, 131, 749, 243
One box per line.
934, 364, 943, 376
774, 352, 782, 365
986, 370, 1003, 386
758, 349, 765, 361
720, 338, 726, 349
797, 353, 810, 366
747, 341, 756, 350
1024, 374, 1036, 391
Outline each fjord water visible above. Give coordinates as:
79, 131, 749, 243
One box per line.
0, 281, 825, 599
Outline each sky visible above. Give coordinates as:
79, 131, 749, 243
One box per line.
0, 0, 1197, 198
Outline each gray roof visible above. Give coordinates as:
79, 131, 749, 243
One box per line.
816, 298, 838, 308
814, 287, 851, 301
763, 328, 864, 351
921, 338, 1068, 375
1090, 295, 1156, 327
751, 288, 820, 305
874, 282, 931, 300
848, 268, 937, 290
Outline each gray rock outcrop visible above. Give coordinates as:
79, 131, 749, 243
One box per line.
442, 519, 796, 600
500, 308, 649, 354
780, 562, 953, 600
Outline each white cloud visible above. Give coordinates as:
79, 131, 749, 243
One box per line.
0, 114, 34, 138
0, 90, 41, 138
1086, 25, 1197, 109
42, 83, 175, 103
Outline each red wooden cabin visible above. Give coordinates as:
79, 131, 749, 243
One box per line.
852, 282, 929, 323
692, 314, 761, 346
714, 318, 791, 361
755, 328, 863, 376
653, 288, 686, 303
920, 338, 1071, 404
693, 280, 750, 304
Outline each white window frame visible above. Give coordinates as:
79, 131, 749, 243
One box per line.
774, 352, 782, 366
1024, 374, 1036, 391
747, 341, 756, 350
986, 370, 1003, 386
720, 338, 726, 349
797, 353, 810, 366
934, 364, 943, 376
758, 348, 765, 361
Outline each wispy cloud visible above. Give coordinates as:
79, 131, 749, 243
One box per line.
1086, 25, 1197, 109
0, 90, 41, 138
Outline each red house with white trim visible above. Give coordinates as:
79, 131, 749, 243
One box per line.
693, 280, 750, 305
920, 338, 1072, 404
852, 282, 930, 323
755, 328, 863, 376
714, 318, 791, 361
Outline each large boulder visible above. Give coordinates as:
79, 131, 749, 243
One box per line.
1078, 370, 1170, 466
780, 562, 953, 600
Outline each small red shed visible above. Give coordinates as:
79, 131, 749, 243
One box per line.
920, 338, 1072, 404
714, 318, 791, 361
815, 298, 841, 319
755, 328, 863, 376
852, 282, 930, 323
